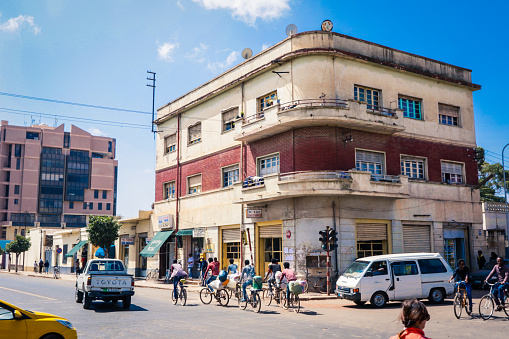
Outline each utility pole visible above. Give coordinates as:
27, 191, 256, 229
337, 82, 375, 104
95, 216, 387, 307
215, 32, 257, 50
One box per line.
502, 143, 509, 259
22, 211, 30, 271
147, 71, 156, 134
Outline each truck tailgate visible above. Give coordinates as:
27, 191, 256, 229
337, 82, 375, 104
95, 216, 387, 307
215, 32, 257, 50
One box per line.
90, 275, 132, 291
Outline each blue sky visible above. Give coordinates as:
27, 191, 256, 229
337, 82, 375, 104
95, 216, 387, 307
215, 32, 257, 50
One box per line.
1, 1, 508, 217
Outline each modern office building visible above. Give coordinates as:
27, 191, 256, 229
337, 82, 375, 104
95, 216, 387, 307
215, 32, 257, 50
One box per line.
149, 27, 484, 281
0, 120, 118, 242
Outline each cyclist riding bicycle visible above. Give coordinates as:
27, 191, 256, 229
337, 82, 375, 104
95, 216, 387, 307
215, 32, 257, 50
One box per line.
448, 259, 472, 312
485, 256, 509, 311
280, 262, 297, 301
239, 259, 255, 302
170, 259, 188, 300
264, 258, 281, 293
227, 258, 238, 274
205, 257, 220, 291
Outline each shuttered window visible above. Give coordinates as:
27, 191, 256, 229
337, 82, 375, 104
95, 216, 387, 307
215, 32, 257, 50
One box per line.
441, 161, 463, 184
188, 123, 201, 144
403, 225, 431, 253
356, 150, 384, 175
222, 108, 238, 132
356, 223, 388, 241
188, 174, 201, 194
439, 103, 459, 126
401, 156, 425, 180
222, 228, 240, 243
164, 134, 176, 154
259, 225, 282, 238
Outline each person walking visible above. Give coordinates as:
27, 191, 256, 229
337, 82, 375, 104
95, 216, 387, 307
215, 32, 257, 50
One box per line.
38, 259, 43, 274
44, 260, 49, 274
33, 261, 38, 273
477, 250, 486, 270
75, 259, 80, 276
187, 253, 195, 279
199, 258, 208, 286
390, 299, 430, 339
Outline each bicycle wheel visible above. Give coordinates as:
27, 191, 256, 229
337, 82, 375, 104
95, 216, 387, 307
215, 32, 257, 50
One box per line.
180, 288, 187, 306
217, 289, 230, 306
318, 278, 328, 294
282, 291, 289, 310
293, 295, 300, 313
479, 295, 494, 320
453, 293, 462, 319
238, 293, 248, 310
263, 289, 273, 306
199, 288, 213, 305
171, 288, 178, 305
302, 280, 309, 294
464, 293, 472, 316
252, 292, 262, 313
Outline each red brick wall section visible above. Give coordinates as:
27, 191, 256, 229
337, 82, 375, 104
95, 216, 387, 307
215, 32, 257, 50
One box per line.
155, 128, 478, 202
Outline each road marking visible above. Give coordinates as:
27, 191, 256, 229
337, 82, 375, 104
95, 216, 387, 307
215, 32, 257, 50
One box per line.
0, 287, 56, 300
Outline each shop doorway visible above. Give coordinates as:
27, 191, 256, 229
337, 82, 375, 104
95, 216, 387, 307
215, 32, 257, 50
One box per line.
221, 228, 240, 271
257, 224, 282, 275
444, 227, 468, 268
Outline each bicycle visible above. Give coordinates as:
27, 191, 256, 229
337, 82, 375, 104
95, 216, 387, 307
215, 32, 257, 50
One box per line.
53, 266, 60, 279
238, 285, 262, 313
171, 278, 187, 306
282, 285, 301, 313
304, 268, 327, 293
199, 284, 230, 306
453, 281, 472, 319
263, 281, 284, 307
479, 282, 509, 320
146, 268, 159, 281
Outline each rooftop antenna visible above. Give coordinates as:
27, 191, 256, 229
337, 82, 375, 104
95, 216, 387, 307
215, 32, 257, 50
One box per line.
54, 116, 58, 127
286, 24, 298, 37
147, 70, 156, 135
242, 48, 253, 59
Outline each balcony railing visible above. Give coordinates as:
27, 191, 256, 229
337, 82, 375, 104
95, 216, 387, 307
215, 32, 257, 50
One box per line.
279, 170, 351, 181
242, 112, 265, 125
279, 99, 348, 111
370, 174, 401, 183
365, 105, 398, 118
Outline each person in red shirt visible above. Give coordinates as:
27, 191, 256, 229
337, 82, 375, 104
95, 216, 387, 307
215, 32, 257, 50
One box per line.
390, 299, 430, 339
280, 262, 297, 303
205, 257, 220, 289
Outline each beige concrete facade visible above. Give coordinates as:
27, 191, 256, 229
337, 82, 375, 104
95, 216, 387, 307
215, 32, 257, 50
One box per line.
152, 31, 483, 280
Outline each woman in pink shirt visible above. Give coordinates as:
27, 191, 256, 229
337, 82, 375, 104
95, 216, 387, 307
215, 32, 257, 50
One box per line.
280, 262, 297, 303
390, 299, 430, 339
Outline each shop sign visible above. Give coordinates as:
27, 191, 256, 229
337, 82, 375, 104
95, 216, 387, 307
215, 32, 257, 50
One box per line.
193, 228, 205, 238
121, 238, 134, 245
158, 215, 173, 229
246, 208, 262, 218
56, 248, 62, 254
146, 237, 152, 242
286, 230, 291, 239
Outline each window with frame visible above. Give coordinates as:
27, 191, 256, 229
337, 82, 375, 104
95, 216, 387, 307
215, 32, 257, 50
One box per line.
399, 96, 422, 120
188, 174, 201, 195
89, 202, 93, 209
94, 190, 99, 199
83, 202, 87, 210
14, 185, 19, 194
164, 134, 176, 153
417, 259, 447, 274
98, 203, 102, 210
354, 85, 380, 109
106, 203, 111, 210
188, 123, 201, 145
163, 181, 176, 199
439, 103, 459, 126
69, 201, 74, 209
223, 165, 239, 187
391, 261, 419, 276
222, 107, 238, 132
356, 150, 384, 175
258, 154, 280, 176
401, 156, 425, 180
102, 190, 107, 199
441, 161, 463, 184
26, 132, 39, 140
259, 91, 277, 111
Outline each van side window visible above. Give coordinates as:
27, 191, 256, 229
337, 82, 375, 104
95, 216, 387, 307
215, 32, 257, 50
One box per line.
368, 261, 388, 275
418, 259, 447, 274
392, 261, 418, 276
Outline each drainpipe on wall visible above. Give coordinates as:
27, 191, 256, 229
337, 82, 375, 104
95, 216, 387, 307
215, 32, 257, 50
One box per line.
175, 113, 181, 260
332, 200, 338, 277
240, 140, 244, 270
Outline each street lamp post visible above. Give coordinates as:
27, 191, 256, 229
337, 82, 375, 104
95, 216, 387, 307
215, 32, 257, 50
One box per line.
502, 144, 509, 259
22, 211, 30, 271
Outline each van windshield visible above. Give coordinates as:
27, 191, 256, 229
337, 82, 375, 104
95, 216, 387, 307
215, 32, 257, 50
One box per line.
343, 261, 369, 278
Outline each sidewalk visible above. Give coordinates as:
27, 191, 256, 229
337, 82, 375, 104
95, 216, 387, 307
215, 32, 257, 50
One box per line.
0, 269, 337, 301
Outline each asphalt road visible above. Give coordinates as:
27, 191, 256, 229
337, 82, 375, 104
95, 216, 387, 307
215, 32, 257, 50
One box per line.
0, 273, 507, 338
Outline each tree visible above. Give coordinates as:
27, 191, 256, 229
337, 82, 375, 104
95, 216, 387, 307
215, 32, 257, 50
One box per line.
5, 235, 31, 272
86, 216, 121, 259
477, 147, 509, 202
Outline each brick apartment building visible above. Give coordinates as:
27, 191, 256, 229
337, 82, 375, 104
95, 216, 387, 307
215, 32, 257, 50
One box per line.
0, 121, 117, 268
149, 29, 484, 280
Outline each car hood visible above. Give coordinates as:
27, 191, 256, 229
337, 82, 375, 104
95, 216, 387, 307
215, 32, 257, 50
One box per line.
27, 310, 64, 320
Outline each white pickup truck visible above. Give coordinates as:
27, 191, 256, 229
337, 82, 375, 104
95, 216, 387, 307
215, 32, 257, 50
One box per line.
75, 259, 135, 309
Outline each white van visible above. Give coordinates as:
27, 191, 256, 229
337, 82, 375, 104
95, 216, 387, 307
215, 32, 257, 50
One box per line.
335, 253, 454, 307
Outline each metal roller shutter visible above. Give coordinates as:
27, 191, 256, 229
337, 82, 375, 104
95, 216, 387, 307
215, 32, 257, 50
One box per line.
222, 228, 240, 243
403, 225, 431, 253
356, 223, 387, 241
259, 225, 282, 238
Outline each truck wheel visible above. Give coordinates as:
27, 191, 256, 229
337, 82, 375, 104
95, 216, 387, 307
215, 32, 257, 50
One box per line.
83, 293, 92, 309
370, 291, 388, 308
122, 296, 131, 309
75, 288, 83, 303
428, 288, 445, 304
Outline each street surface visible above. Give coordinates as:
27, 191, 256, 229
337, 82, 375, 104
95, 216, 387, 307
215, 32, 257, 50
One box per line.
0, 272, 507, 338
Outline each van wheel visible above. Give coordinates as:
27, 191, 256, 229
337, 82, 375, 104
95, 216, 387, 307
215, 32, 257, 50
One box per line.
370, 292, 388, 308
428, 288, 445, 304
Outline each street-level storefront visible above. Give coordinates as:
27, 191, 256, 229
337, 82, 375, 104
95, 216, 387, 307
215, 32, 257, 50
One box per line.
220, 226, 241, 272
139, 230, 174, 277
355, 220, 391, 259
255, 221, 282, 275
402, 224, 432, 253
443, 224, 469, 268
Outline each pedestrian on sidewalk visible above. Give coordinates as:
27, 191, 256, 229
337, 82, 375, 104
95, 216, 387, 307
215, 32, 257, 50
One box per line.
390, 299, 430, 339
187, 253, 194, 279
44, 260, 49, 274
38, 259, 43, 273
199, 257, 208, 286
33, 261, 38, 273
75, 259, 80, 276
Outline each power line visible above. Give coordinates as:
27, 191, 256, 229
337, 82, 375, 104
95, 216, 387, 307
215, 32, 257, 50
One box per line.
0, 91, 151, 115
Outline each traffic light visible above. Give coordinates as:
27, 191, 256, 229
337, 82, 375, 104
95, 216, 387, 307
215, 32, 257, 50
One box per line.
328, 229, 338, 250
319, 229, 328, 250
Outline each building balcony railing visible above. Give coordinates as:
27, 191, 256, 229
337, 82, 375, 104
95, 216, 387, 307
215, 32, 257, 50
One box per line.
235, 98, 404, 142
233, 170, 409, 204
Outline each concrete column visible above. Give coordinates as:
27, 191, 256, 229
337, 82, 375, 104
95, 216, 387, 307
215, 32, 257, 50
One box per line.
339, 218, 356, 273
432, 222, 444, 255
283, 218, 297, 272
391, 220, 403, 254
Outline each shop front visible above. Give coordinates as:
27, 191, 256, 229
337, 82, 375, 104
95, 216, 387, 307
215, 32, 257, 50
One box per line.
139, 230, 174, 277
255, 221, 283, 275
220, 226, 241, 272
443, 225, 469, 268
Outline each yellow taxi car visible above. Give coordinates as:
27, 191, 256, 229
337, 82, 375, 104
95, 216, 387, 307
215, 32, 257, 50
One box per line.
0, 299, 77, 339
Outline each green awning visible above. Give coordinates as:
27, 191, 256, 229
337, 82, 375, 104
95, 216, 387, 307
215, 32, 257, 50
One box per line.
176, 229, 193, 236
65, 240, 87, 257
140, 230, 174, 257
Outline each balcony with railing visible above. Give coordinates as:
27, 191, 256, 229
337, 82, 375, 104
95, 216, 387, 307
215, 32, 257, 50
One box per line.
235, 98, 404, 142
233, 170, 409, 204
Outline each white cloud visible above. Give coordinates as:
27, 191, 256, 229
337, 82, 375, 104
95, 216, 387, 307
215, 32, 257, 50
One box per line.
157, 42, 179, 62
192, 0, 290, 26
261, 43, 270, 51
176, 0, 185, 10
88, 127, 106, 136
186, 43, 208, 63
0, 14, 41, 35
207, 50, 240, 73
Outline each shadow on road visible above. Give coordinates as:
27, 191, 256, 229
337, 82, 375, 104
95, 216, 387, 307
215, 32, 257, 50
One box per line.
297, 310, 322, 316
89, 303, 149, 312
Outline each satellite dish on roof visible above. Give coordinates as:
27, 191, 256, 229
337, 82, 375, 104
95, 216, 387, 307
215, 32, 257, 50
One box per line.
242, 48, 253, 59
286, 24, 298, 37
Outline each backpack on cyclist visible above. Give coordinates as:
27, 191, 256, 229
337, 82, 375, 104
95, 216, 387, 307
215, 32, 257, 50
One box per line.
253, 276, 263, 290
218, 270, 228, 282
289, 281, 303, 295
